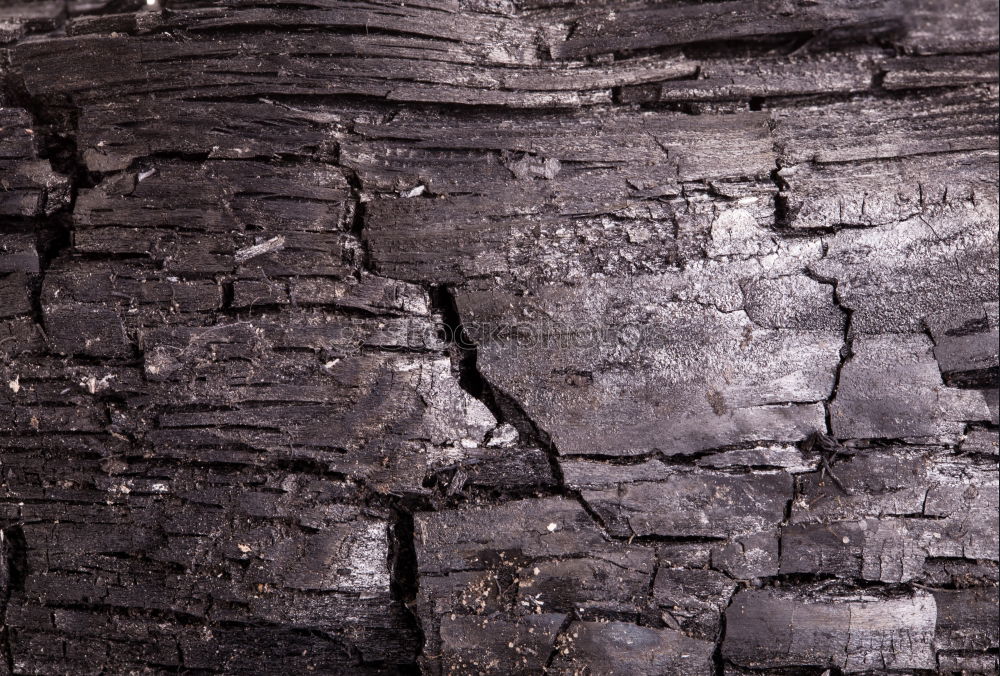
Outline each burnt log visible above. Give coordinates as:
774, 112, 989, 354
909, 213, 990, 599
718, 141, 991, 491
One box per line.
1, 0, 998, 674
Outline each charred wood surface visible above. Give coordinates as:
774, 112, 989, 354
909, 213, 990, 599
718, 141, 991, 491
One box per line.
0, 0, 998, 674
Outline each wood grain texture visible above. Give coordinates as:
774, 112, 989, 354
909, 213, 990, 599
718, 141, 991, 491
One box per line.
1, 0, 997, 673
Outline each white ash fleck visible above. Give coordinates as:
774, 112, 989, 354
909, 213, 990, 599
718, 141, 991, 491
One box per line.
235, 235, 286, 263
486, 423, 519, 447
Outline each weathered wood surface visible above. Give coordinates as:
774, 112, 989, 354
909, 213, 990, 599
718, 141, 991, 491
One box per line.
1, 0, 998, 673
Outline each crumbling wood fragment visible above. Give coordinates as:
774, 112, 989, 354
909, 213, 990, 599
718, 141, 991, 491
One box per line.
783, 447, 999, 583
724, 586, 938, 672
0, 0, 998, 673
0, 107, 69, 216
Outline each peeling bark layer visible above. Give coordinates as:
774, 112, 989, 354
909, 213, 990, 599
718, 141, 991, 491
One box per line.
1, 0, 998, 674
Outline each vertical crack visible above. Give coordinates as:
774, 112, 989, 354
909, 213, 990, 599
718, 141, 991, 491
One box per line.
340, 182, 427, 671
428, 284, 567, 489
712, 592, 732, 676
772, 137, 855, 441
387, 505, 423, 676
1, 525, 29, 675
809, 267, 855, 439
340, 166, 370, 278
4, 75, 87, 335
426, 284, 629, 551
543, 613, 576, 670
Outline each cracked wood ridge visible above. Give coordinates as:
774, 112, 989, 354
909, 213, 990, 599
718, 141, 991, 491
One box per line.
0, 0, 998, 674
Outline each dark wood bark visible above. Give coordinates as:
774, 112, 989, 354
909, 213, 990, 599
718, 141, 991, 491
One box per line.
1, 0, 997, 674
